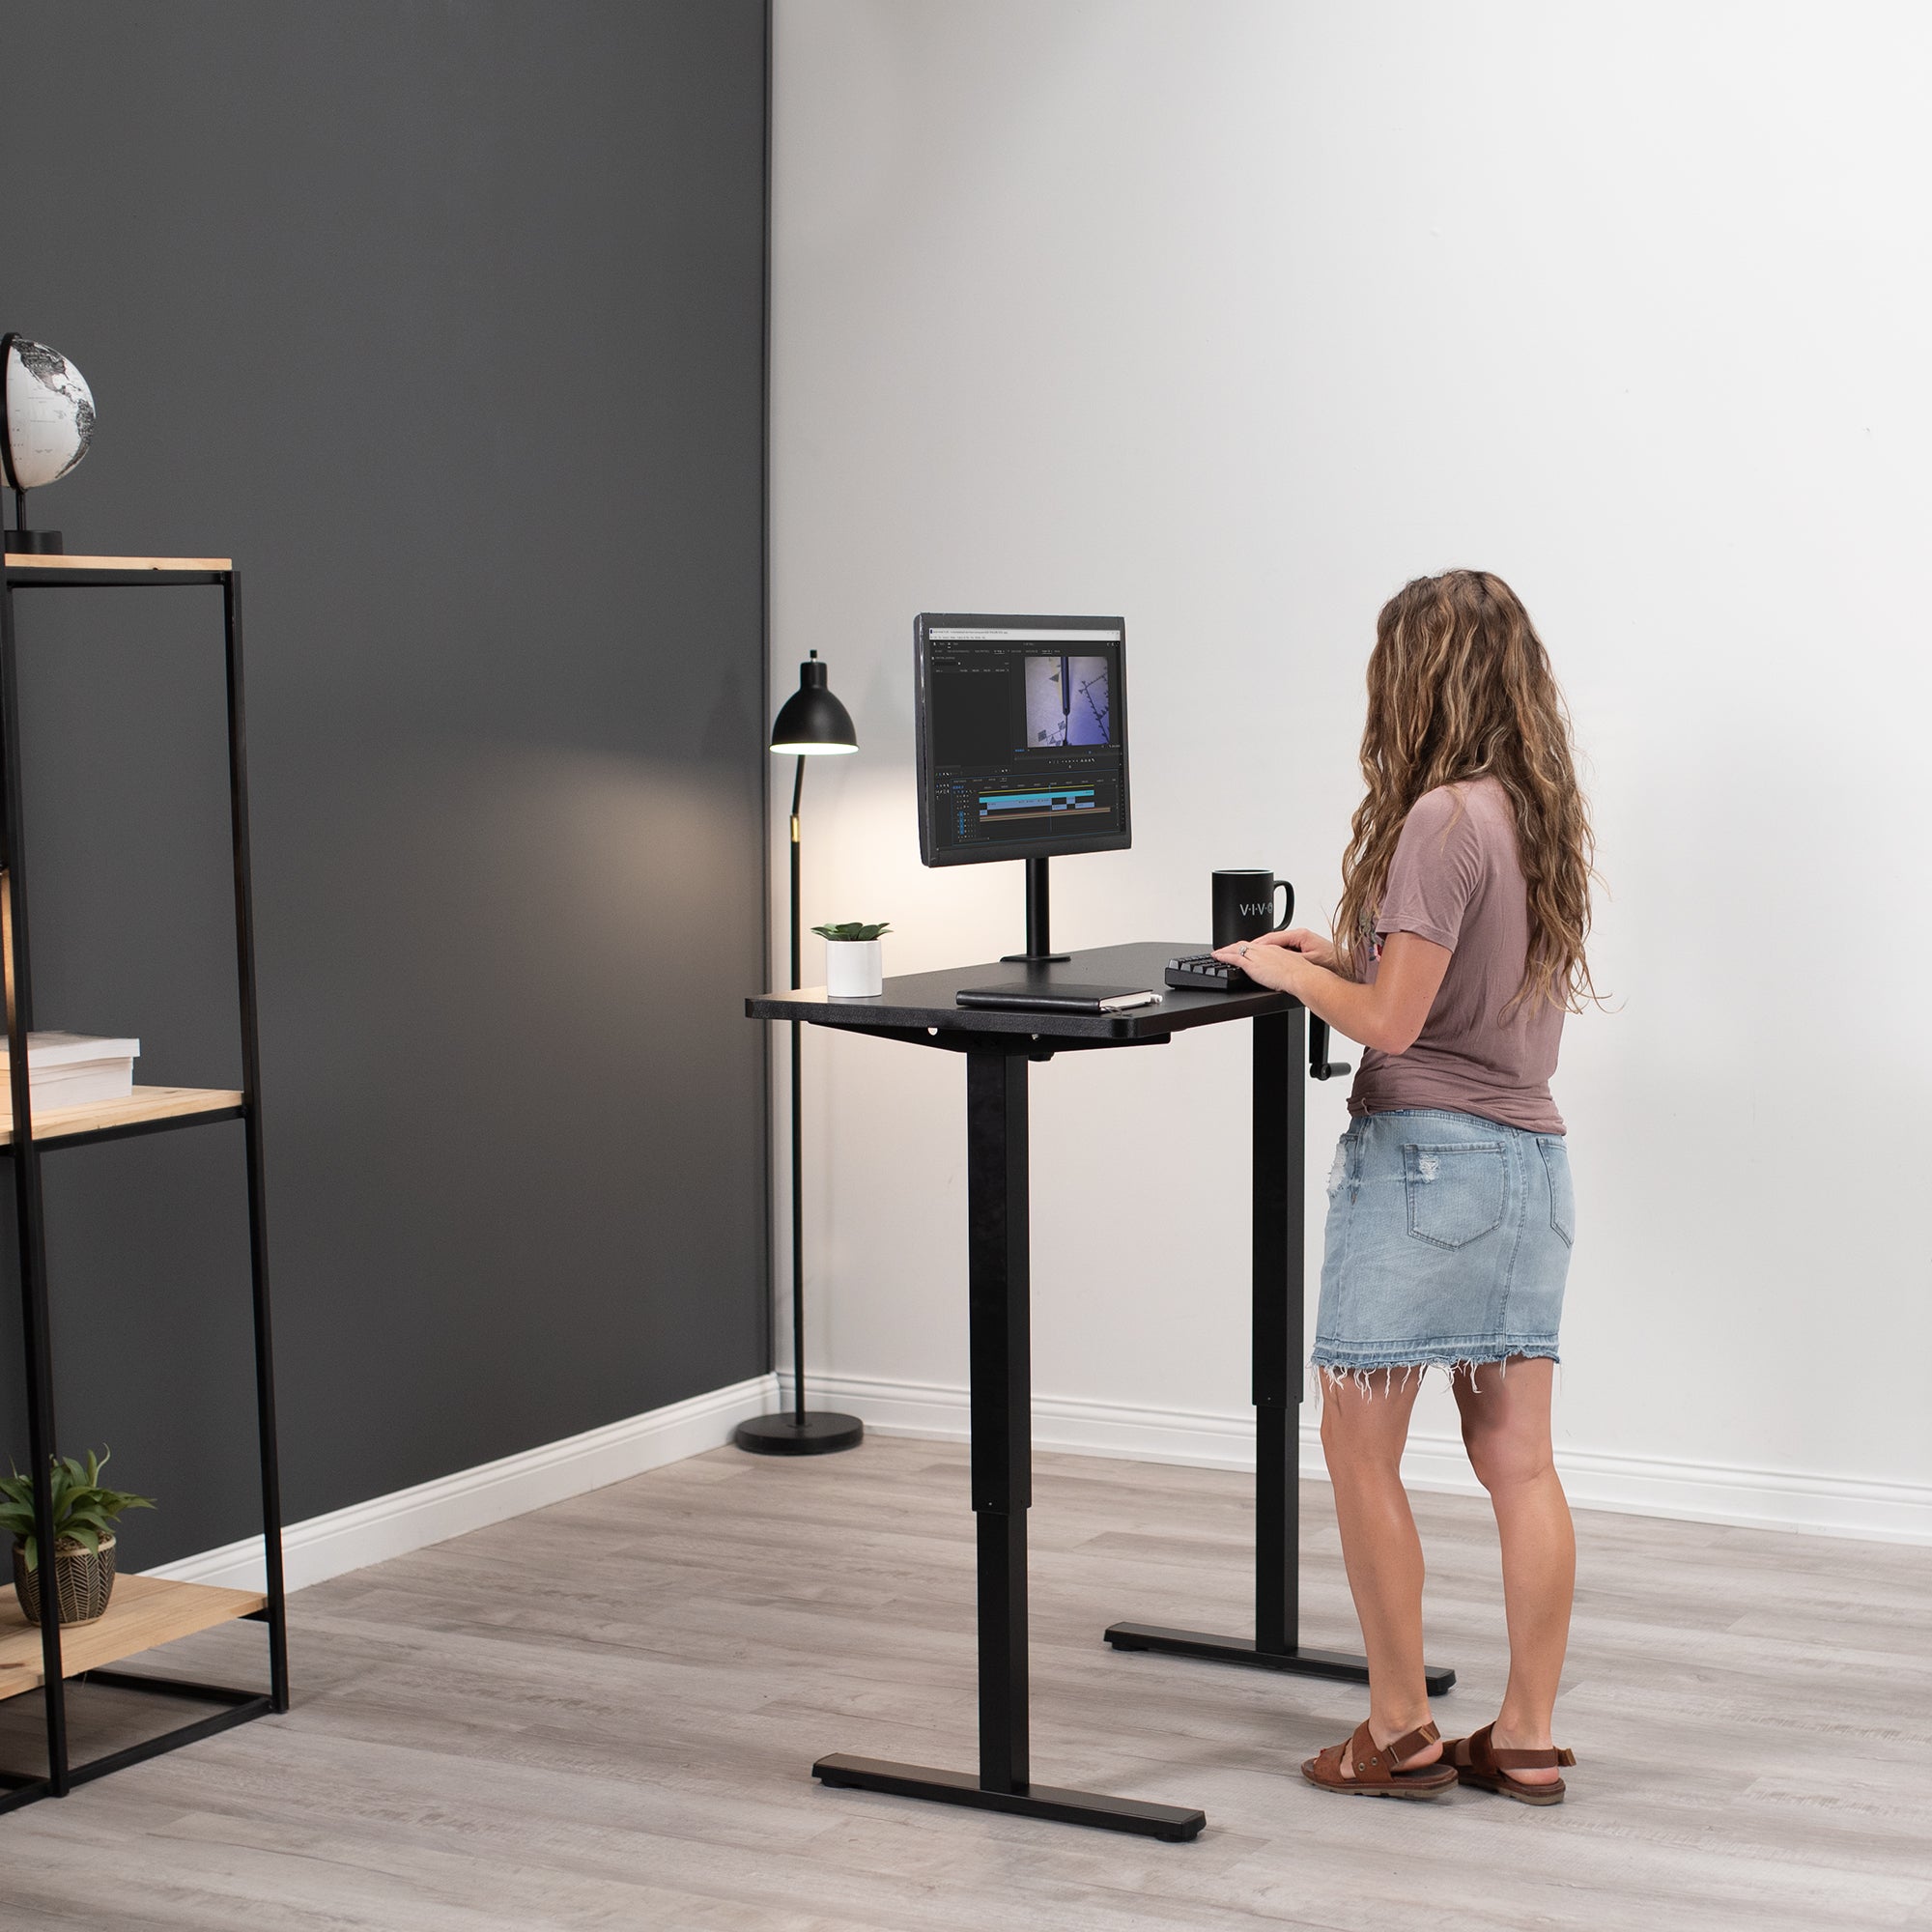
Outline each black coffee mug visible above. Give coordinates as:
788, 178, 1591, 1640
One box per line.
1212, 870, 1293, 950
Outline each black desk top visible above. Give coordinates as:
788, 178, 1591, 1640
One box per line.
747, 940, 1300, 1044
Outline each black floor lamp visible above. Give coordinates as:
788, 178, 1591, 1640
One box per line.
735, 652, 867, 1456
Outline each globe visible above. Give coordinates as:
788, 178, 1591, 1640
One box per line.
3, 335, 95, 492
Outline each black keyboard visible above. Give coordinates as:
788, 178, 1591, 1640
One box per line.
1164, 952, 1251, 991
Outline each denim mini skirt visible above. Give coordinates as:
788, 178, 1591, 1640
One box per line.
1313, 1108, 1574, 1390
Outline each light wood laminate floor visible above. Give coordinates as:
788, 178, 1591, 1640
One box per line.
0, 1435, 1926, 1930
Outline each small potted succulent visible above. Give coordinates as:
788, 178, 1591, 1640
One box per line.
814, 921, 891, 998
1, 1447, 154, 1627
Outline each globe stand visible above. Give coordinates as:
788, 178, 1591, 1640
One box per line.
4, 488, 63, 554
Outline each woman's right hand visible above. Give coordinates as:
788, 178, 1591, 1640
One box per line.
1250, 926, 1337, 972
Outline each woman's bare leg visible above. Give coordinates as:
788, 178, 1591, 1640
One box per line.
1452, 1355, 1574, 1782
1318, 1368, 1440, 1773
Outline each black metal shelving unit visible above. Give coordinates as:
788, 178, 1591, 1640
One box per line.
0, 554, 287, 1817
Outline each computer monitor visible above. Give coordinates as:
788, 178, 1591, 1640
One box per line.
914, 612, 1130, 868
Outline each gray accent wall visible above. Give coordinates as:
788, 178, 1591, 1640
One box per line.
0, 2, 770, 1564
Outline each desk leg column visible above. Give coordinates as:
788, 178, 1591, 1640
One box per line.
814, 1043, 1205, 1840
968, 1043, 1031, 1793
1253, 1007, 1301, 1659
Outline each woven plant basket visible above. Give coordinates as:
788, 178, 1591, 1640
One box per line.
12, 1530, 116, 1627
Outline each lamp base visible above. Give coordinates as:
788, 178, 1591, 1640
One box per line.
734, 1411, 865, 1456
2, 529, 63, 554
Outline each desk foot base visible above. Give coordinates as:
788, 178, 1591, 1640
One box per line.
1103, 1623, 1457, 1695
813, 1752, 1206, 1841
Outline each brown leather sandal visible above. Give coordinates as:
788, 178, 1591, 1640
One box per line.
1301, 1719, 1457, 1798
1439, 1722, 1576, 1804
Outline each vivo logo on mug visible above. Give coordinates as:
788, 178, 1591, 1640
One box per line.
1212, 870, 1294, 950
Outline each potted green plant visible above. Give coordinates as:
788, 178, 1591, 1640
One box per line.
0, 1448, 154, 1627
814, 921, 891, 998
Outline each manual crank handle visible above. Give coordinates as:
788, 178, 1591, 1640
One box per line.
1309, 1015, 1352, 1082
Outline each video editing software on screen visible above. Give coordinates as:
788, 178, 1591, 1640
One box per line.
921, 625, 1126, 861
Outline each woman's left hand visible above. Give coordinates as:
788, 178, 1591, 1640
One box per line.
1213, 937, 1308, 993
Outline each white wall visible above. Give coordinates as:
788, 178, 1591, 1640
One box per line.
767, 0, 1932, 1539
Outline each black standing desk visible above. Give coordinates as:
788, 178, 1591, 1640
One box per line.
747, 940, 1454, 1841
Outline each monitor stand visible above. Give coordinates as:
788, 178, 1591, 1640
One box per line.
1000, 856, 1071, 964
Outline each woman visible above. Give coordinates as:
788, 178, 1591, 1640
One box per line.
1214, 569, 1595, 1806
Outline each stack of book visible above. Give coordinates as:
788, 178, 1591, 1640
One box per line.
0, 1032, 140, 1122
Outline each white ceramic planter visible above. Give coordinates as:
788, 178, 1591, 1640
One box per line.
825, 938, 883, 998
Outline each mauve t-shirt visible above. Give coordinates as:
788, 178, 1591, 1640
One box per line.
1347, 776, 1565, 1134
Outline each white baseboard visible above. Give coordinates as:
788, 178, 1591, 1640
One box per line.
148, 1373, 781, 1593
808, 1371, 1932, 1547
145, 1360, 1928, 1596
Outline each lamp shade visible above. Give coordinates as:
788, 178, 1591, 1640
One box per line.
771, 651, 857, 754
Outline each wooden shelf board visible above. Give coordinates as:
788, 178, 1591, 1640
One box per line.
0, 1085, 243, 1146
4, 554, 231, 572
0, 1573, 266, 1701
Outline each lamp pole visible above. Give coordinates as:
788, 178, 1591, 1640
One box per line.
787, 753, 806, 1428
736, 654, 864, 1455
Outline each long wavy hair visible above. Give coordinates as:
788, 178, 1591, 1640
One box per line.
1334, 570, 1598, 1016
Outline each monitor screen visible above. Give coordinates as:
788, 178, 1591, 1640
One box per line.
914, 613, 1130, 866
